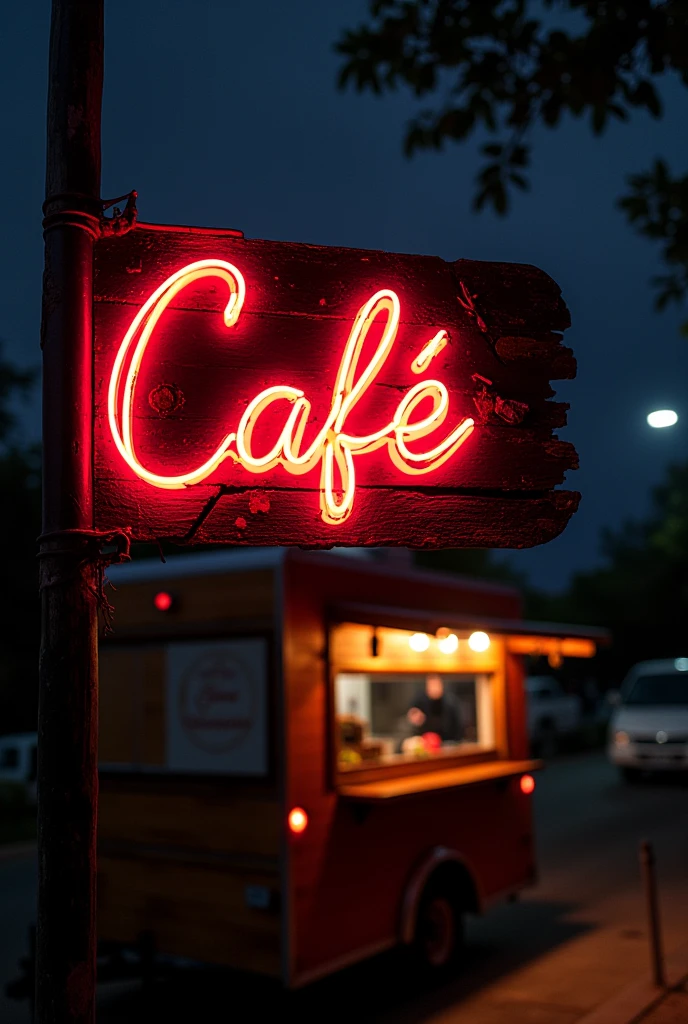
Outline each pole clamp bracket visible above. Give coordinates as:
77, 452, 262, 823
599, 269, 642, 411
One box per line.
99, 191, 138, 237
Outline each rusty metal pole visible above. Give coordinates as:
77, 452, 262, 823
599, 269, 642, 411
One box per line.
640, 839, 666, 990
37, 2, 104, 1022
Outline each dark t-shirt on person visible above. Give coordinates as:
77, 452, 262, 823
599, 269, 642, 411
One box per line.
410, 692, 463, 742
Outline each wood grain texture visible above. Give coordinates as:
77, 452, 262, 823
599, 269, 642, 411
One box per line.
98, 782, 280, 859
98, 568, 275, 635
96, 762, 281, 972
97, 854, 281, 976
95, 483, 579, 550
94, 224, 579, 548
99, 647, 164, 765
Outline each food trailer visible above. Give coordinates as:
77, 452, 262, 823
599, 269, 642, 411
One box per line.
96, 548, 603, 987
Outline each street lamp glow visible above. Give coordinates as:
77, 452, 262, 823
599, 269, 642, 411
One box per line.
647, 410, 678, 429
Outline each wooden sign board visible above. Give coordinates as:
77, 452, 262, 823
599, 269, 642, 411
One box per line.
93, 224, 579, 548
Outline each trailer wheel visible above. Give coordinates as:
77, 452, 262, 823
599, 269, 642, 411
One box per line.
414, 881, 464, 971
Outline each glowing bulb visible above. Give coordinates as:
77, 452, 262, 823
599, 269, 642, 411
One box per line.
520, 774, 535, 795
647, 410, 678, 428
154, 591, 173, 612
438, 633, 459, 654
675, 658, 688, 672
409, 633, 430, 653
468, 631, 490, 653
288, 807, 308, 834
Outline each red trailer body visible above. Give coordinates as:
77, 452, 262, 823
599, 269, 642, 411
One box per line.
97, 550, 602, 986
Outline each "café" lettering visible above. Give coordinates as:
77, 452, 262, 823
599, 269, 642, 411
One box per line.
108, 260, 475, 525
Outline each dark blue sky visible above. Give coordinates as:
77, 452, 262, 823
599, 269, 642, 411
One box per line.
2, 1, 687, 590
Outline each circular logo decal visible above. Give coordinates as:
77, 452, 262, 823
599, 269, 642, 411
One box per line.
179, 650, 255, 754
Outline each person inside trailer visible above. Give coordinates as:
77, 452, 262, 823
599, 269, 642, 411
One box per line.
403, 674, 464, 753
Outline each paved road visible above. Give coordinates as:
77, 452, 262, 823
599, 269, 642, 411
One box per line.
2, 752, 687, 1023
0, 853, 35, 1024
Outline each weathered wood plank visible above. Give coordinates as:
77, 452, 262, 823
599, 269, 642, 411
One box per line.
453, 259, 572, 333
94, 422, 576, 490
98, 786, 280, 858
94, 484, 579, 549
95, 229, 459, 321
97, 854, 281, 975
99, 569, 275, 631
93, 280, 575, 386
99, 648, 164, 765
93, 224, 579, 548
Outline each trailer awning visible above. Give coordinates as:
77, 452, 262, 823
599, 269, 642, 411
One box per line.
329, 602, 610, 658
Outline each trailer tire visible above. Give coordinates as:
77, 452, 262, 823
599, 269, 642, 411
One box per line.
413, 879, 465, 972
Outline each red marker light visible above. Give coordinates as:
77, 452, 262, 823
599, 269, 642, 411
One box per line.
154, 590, 173, 612
520, 774, 535, 795
288, 807, 308, 834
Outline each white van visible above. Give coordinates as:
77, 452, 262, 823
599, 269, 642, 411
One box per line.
0, 733, 38, 803
608, 659, 688, 781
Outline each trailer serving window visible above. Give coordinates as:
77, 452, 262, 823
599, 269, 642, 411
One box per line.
330, 622, 505, 779
335, 671, 495, 769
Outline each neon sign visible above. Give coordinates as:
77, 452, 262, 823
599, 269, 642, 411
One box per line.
108, 261, 475, 525
95, 224, 580, 549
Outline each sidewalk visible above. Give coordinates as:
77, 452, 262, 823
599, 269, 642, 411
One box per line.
637, 982, 688, 1024
577, 942, 688, 1024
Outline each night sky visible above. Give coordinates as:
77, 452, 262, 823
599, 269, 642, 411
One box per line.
2, 1, 687, 590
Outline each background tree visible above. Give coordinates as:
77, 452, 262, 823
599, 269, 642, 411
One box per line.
337, 1, 688, 327
526, 460, 688, 682
0, 347, 40, 735
415, 547, 528, 588
416, 463, 688, 690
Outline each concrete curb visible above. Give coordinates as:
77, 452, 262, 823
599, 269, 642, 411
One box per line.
0, 841, 37, 863
577, 942, 688, 1024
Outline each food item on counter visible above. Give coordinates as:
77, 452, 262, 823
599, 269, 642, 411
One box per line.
422, 732, 442, 752
338, 748, 362, 766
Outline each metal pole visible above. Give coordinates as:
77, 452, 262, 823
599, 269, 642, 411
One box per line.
640, 839, 666, 990
37, 2, 104, 1022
